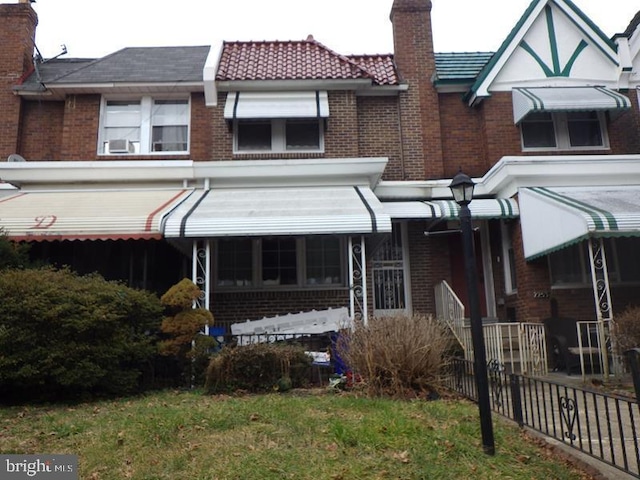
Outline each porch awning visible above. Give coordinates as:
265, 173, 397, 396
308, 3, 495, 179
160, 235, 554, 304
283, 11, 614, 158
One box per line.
519, 186, 640, 260
224, 91, 330, 119
382, 198, 519, 220
512, 87, 631, 124
0, 188, 193, 241
163, 186, 391, 237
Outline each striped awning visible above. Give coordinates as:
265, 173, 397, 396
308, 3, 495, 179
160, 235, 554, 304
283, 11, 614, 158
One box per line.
512, 87, 631, 124
163, 186, 391, 237
519, 186, 640, 260
382, 198, 519, 220
224, 91, 330, 119
0, 188, 193, 241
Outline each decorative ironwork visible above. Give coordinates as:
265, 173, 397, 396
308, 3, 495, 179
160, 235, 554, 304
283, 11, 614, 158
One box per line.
192, 239, 210, 311
487, 359, 505, 409
559, 396, 577, 441
349, 236, 367, 323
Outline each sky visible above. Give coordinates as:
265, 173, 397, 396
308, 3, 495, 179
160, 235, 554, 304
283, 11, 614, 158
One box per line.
24, 0, 640, 60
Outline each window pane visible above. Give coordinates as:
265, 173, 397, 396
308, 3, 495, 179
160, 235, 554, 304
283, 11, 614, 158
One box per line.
152, 126, 188, 152
262, 238, 297, 285
549, 244, 587, 285
152, 100, 189, 126
237, 122, 271, 150
521, 113, 556, 148
105, 101, 141, 127
306, 237, 341, 285
217, 239, 253, 287
286, 120, 320, 150
567, 112, 602, 147
615, 238, 640, 282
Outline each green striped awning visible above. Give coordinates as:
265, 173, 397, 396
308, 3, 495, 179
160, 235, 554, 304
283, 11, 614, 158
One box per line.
512, 87, 631, 124
519, 186, 640, 260
382, 198, 519, 220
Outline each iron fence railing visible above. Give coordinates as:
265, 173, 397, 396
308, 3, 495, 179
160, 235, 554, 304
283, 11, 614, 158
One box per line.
445, 356, 640, 479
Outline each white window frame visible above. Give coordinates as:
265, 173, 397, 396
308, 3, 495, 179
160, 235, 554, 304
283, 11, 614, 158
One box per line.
98, 95, 191, 155
520, 111, 609, 152
232, 118, 325, 154
215, 236, 345, 290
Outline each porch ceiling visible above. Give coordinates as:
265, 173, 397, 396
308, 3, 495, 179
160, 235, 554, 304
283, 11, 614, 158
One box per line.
520, 186, 640, 260
163, 185, 391, 237
0, 188, 193, 241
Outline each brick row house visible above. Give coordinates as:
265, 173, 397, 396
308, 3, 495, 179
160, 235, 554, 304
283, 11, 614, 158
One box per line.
1, 0, 639, 371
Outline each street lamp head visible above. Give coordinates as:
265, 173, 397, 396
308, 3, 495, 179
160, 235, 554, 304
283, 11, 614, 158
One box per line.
449, 170, 475, 206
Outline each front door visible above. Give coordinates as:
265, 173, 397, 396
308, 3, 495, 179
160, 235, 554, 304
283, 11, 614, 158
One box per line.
373, 223, 410, 316
449, 232, 488, 318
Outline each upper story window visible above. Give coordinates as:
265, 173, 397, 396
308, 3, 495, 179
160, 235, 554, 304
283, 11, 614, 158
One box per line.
99, 96, 190, 155
235, 119, 324, 153
520, 111, 607, 151
225, 91, 329, 154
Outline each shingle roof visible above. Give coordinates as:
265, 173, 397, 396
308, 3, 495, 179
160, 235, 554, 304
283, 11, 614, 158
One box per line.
434, 52, 494, 84
17, 46, 210, 90
216, 37, 399, 85
623, 10, 640, 37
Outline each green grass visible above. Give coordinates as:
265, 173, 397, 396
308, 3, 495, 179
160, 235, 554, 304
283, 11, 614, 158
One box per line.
0, 389, 591, 480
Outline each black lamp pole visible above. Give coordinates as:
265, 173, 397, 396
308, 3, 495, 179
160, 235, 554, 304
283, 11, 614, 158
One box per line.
449, 171, 495, 456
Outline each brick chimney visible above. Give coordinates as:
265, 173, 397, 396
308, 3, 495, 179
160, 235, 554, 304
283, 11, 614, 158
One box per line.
0, 1, 37, 160
390, 0, 444, 179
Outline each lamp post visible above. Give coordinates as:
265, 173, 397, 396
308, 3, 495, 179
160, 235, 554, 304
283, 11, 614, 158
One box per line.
449, 171, 495, 456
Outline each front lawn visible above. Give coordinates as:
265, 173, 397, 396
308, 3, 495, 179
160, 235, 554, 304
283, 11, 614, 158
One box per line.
0, 389, 593, 479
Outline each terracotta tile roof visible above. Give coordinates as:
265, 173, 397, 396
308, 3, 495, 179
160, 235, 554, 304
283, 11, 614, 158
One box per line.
347, 54, 400, 85
216, 36, 399, 86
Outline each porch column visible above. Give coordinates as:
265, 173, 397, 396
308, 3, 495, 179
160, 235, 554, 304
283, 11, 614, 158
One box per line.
587, 238, 614, 377
191, 239, 212, 334
348, 235, 368, 324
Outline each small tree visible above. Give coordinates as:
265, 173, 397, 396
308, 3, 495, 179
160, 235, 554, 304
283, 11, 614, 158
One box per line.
158, 278, 215, 386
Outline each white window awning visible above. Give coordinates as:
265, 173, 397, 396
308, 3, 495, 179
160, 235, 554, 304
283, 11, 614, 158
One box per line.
519, 186, 640, 260
163, 186, 391, 237
512, 87, 631, 124
382, 199, 519, 220
0, 188, 193, 241
224, 91, 330, 119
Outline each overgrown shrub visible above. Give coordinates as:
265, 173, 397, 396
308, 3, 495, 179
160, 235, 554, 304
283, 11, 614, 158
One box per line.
335, 314, 454, 398
205, 343, 312, 394
614, 306, 640, 354
0, 267, 163, 402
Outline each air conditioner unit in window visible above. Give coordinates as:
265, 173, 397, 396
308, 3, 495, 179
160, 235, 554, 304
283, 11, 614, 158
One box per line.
108, 139, 134, 154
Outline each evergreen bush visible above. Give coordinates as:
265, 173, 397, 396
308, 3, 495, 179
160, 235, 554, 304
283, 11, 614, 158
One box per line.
0, 267, 163, 402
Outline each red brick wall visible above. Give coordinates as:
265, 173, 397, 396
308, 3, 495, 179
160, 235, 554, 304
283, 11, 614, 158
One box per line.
357, 95, 404, 180
19, 100, 64, 160
0, 3, 36, 160
439, 93, 488, 178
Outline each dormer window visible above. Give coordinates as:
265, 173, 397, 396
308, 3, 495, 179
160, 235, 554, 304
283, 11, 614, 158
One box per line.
99, 97, 190, 155
225, 91, 329, 154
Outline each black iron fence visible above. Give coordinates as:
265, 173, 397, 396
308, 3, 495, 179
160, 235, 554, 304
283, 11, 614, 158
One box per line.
445, 356, 640, 479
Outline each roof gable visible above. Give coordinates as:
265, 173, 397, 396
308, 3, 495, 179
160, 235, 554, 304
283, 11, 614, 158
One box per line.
467, 0, 620, 104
